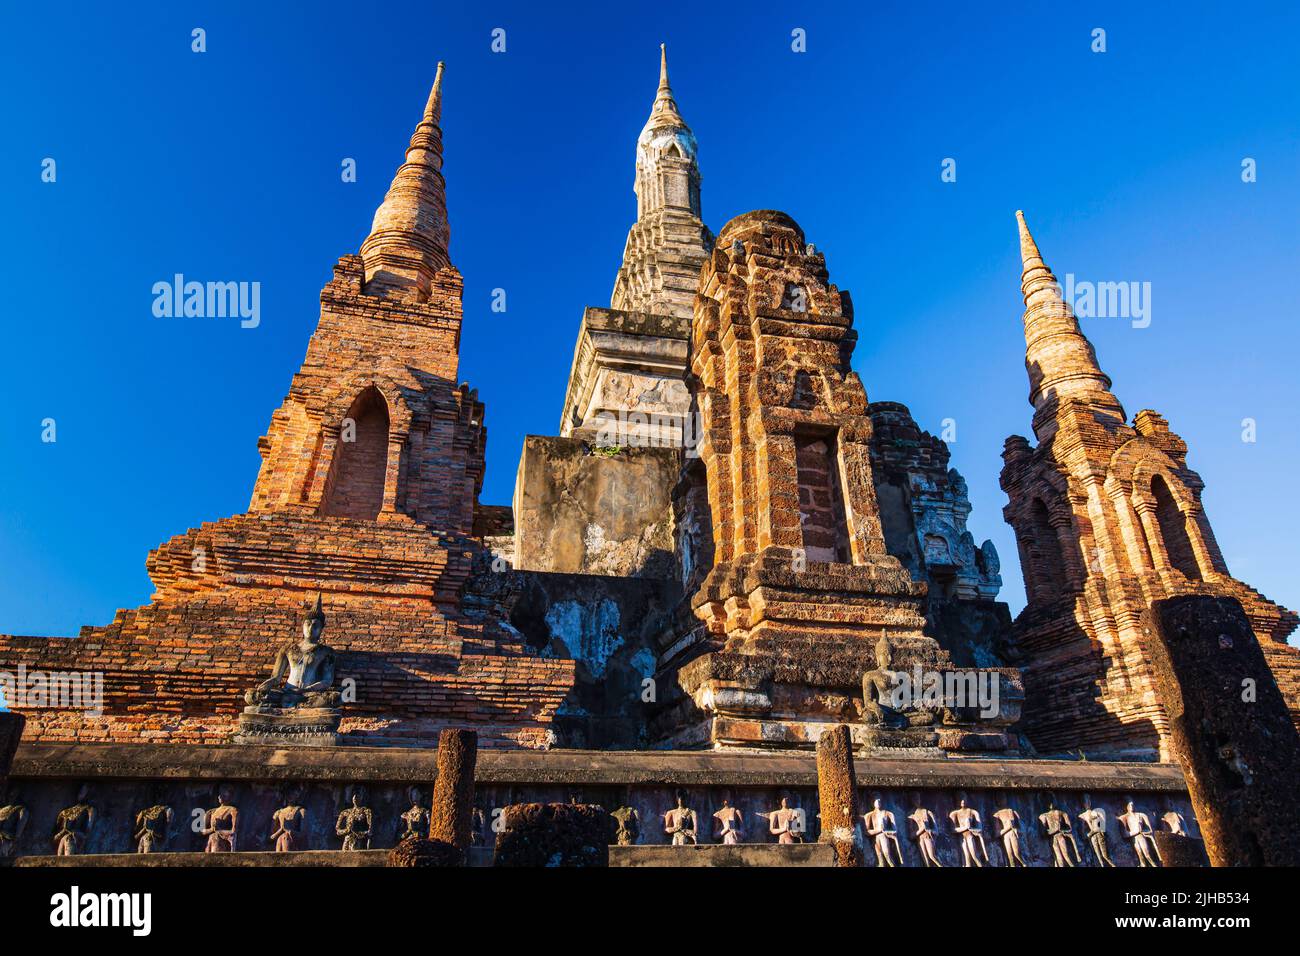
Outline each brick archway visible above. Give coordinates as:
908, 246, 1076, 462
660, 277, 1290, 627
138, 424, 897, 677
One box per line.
320, 386, 390, 520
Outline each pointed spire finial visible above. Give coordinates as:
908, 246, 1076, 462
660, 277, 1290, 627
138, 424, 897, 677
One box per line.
1015, 209, 1042, 268
1015, 209, 1058, 306
424, 61, 445, 124
359, 65, 451, 298
1013, 210, 1120, 427
649, 43, 683, 123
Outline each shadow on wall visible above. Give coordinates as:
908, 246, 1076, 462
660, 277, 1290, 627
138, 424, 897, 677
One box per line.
504, 570, 679, 749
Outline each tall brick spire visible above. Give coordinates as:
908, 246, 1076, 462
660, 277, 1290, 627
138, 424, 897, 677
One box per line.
360, 63, 450, 300
1016, 210, 1123, 438
610, 44, 713, 320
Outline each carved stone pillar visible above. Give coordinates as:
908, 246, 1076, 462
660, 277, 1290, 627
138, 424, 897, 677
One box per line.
429, 728, 478, 852
816, 725, 862, 867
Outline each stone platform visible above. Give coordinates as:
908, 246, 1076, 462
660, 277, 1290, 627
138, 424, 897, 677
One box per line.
609, 844, 832, 866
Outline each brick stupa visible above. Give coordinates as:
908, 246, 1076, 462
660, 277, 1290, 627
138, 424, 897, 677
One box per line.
0, 65, 574, 748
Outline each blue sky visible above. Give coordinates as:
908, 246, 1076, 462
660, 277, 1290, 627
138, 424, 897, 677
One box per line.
1, 1, 1297, 639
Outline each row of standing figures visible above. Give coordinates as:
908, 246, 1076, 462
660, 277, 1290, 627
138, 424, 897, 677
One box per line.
0, 785, 442, 856
655, 794, 1184, 867
2, 786, 1184, 865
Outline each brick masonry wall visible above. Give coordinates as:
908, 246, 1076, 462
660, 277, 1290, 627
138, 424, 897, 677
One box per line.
0, 245, 572, 749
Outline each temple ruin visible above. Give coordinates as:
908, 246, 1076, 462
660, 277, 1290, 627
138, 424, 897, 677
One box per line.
1, 47, 1296, 867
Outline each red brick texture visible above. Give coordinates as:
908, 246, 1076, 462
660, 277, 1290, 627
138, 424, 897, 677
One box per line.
0, 80, 576, 749
1002, 214, 1299, 758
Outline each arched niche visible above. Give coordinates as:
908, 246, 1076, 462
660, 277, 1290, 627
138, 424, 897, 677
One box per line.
1152, 474, 1202, 581
320, 386, 390, 520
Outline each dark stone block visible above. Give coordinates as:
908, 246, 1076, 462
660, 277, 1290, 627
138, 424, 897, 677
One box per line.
493, 802, 616, 867
1142, 596, 1300, 866
387, 837, 463, 867
1152, 832, 1208, 867
0, 712, 24, 788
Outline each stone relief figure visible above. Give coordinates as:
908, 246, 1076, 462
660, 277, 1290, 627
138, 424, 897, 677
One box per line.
1038, 798, 1081, 867
202, 786, 239, 853
1161, 810, 1189, 836
1118, 801, 1160, 867
0, 793, 29, 859
270, 788, 308, 852
713, 796, 745, 845
767, 797, 805, 844
470, 805, 488, 846
907, 803, 943, 867
52, 784, 95, 856
398, 787, 429, 842
1078, 796, 1115, 867
992, 807, 1026, 867
948, 795, 989, 867
133, 798, 174, 854
237, 595, 342, 745
335, 785, 373, 851
611, 805, 641, 846
663, 791, 698, 845
863, 797, 904, 867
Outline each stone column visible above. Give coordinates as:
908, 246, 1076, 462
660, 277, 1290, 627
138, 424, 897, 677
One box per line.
816, 725, 862, 867
1141, 596, 1300, 866
0, 711, 24, 795
1135, 503, 1171, 573
429, 728, 478, 851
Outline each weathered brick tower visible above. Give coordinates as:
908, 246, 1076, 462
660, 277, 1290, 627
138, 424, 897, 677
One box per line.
1001, 211, 1300, 758
556, 44, 713, 449
653, 210, 1021, 751
0, 66, 574, 748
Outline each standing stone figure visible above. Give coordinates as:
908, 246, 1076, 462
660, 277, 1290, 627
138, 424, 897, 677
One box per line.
398, 787, 429, 842
1038, 799, 1081, 867
713, 797, 745, 845
471, 806, 488, 846
948, 796, 989, 867
992, 807, 1026, 867
863, 797, 903, 867
1118, 801, 1160, 867
663, 792, 698, 845
768, 797, 805, 844
270, 792, 308, 852
1161, 810, 1188, 836
335, 786, 373, 851
611, 805, 641, 846
133, 801, 174, 854
908, 804, 943, 867
1078, 797, 1115, 868
0, 794, 29, 858
202, 786, 239, 852
52, 785, 95, 856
